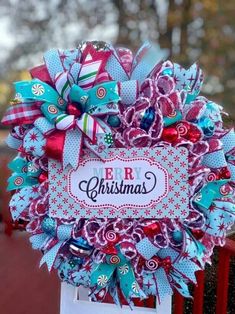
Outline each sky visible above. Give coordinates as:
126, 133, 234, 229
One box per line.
0, 17, 15, 52
0, 0, 168, 64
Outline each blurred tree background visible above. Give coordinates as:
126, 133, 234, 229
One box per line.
0, 0, 234, 122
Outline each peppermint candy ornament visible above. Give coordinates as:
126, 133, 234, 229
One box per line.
2, 40, 235, 307
31, 83, 45, 96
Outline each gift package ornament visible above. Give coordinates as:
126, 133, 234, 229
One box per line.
2, 40, 235, 307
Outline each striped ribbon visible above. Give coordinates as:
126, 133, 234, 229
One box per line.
76, 113, 104, 144
78, 60, 102, 90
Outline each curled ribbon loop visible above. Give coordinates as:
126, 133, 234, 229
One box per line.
107, 42, 169, 105
220, 129, 235, 181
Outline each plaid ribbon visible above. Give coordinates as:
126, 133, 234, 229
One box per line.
2, 103, 42, 126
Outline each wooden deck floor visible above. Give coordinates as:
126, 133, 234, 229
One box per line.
0, 227, 60, 314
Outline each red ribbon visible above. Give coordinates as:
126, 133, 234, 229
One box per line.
45, 131, 65, 161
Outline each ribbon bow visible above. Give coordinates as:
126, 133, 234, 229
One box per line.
13, 77, 119, 168
7, 156, 40, 191
142, 247, 202, 303
91, 252, 144, 301
30, 222, 73, 271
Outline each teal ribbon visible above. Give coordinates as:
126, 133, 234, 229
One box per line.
194, 179, 230, 210
69, 81, 120, 114
185, 89, 200, 104
91, 253, 143, 301
7, 157, 40, 191
15, 79, 120, 121
14, 80, 67, 110
163, 110, 182, 127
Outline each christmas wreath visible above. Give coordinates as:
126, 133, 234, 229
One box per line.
2, 41, 235, 306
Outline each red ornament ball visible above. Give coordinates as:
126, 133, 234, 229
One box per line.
161, 127, 179, 143
191, 229, 204, 240
38, 172, 48, 183
143, 222, 161, 237
67, 103, 82, 117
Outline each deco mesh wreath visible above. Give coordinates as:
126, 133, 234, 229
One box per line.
2, 41, 235, 306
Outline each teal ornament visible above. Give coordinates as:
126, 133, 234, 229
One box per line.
107, 115, 121, 128
140, 107, 155, 131
162, 68, 173, 76
73, 237, 92, 250
69, 257, 84, 268
172, 230, 183, 243
41, 216, 57, 236
198, 117, 215, 137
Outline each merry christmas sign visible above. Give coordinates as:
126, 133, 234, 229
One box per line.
49, 147, 189, 219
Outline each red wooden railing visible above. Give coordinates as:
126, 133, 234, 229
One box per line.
215, 238, 235, 314
174, 238, 235, 314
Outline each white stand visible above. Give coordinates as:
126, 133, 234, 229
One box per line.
60, 283, 172, 314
